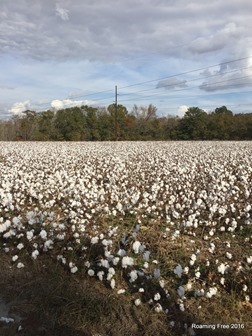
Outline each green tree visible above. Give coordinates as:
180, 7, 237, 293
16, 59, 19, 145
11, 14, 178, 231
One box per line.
55, 107, 86, 140
107, 103, 128, 140
178, 107, 208, 139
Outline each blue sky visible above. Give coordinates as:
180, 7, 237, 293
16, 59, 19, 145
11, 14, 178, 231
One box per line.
1, 0, 252, 119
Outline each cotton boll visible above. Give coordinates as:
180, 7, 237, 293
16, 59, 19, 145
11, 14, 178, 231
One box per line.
88, 269, 95, 276
39, 230, 47, 240
134, 299, 141, 306
112, 257, 120, 266
97, 271, 104, 281
110, 279, 115, 289
226, 252, 232, 259
179, 303, 185, 312
122, 256, 134, 268
143, 261, 149, 269
154, 293, 161, 301
12, 255, 18, 262
195, 271, 201, 279
174, 264, 183, 278
177, 286, 185, 298
218, 263, 228, 275
132, 241, 141, 254
206, 287, 217, 298
129, 270, 138, 282
246, 256, 252, 264
91, 236, 99, 244
85, 261, 90, 268
26, 230, 34, 240
143, 251, 150, 261
117, 249, 126, 257
31, 250, 39, 259
71, 266, 78, 274
17, 262, 24, 269
117, 289, 126, 294
154, 303, 163, 313
17, 243, 24, 250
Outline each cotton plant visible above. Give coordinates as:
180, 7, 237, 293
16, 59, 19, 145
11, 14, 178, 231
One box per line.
0, 141, 251, 317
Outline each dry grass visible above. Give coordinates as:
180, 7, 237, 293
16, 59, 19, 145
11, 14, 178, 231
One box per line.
0, 253, 175, 336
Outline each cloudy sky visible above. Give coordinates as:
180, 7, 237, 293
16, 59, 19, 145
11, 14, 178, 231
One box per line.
1, 0, 252, 119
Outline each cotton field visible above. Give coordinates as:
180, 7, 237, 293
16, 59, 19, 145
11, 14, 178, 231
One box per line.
0, 141, 251, 332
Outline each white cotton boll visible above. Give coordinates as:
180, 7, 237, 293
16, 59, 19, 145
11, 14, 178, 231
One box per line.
245, 295, 250, 302
132, 240, 141, 254
206, 287, 217, 298
85, 261, 90, 268
71, 266, 78, 274
112, 257, 120, 266
243, 284, 248, 292
91, 236, 99, 244
26, 231, 34, 241
122, 256, 134, 268
179, 303, 185, 312
101, 259, 109, 268
143, 251, 150, 261
32, 250, 39, 259
117, 289, 126, 294
226, 252, 232, 259
12, 255, 18, 262
17, 243, 24, 250
44, 239, 53, 250
154, 293, 161, 301
220, 277, 225, 285
218, 263, 228, 275
134, 299, 141, 306
108, 267, 115, 276
245, 204, 251, 212
174, 264, 183, 278
143, 262, 149, 269
195, 271, 201, 279
39, 230, 47, 240
177, 286, 185, 298
139, 288, 144, 293
129, 270, 138, 282
246, 256, 252, 264
159, 279, 165, 288
110, 279, 115, 289
97, 271, 104, 281
17, 262, 24, 269
88, 269, 95, 276
183, 266, 189, 274
117, 249, 126, 257
186, 282, 192, 290
154, 303, 163, 313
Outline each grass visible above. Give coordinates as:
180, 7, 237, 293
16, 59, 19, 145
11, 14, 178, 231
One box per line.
0, 253, 175, 336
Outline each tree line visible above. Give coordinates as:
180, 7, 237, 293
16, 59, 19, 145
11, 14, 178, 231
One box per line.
0, 104, 251, 141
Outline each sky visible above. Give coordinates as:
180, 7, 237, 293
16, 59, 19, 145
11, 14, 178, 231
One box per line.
1, 0, 252, 119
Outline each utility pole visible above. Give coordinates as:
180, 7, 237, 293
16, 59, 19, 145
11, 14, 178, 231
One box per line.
115, 85, 118, 140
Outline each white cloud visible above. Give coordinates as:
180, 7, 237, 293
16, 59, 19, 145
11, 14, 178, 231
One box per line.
51, 99, 94, 110
55, 4, 69, 21
8, 101, 31, 115
177, 105, 188, 117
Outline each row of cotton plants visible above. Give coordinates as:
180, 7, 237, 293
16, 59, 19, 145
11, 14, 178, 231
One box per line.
0, 141, 251, 331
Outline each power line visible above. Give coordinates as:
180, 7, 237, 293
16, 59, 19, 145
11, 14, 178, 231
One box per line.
118, 75, 252, 103
119, 65, 252, 97
118, 55, 252, 90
